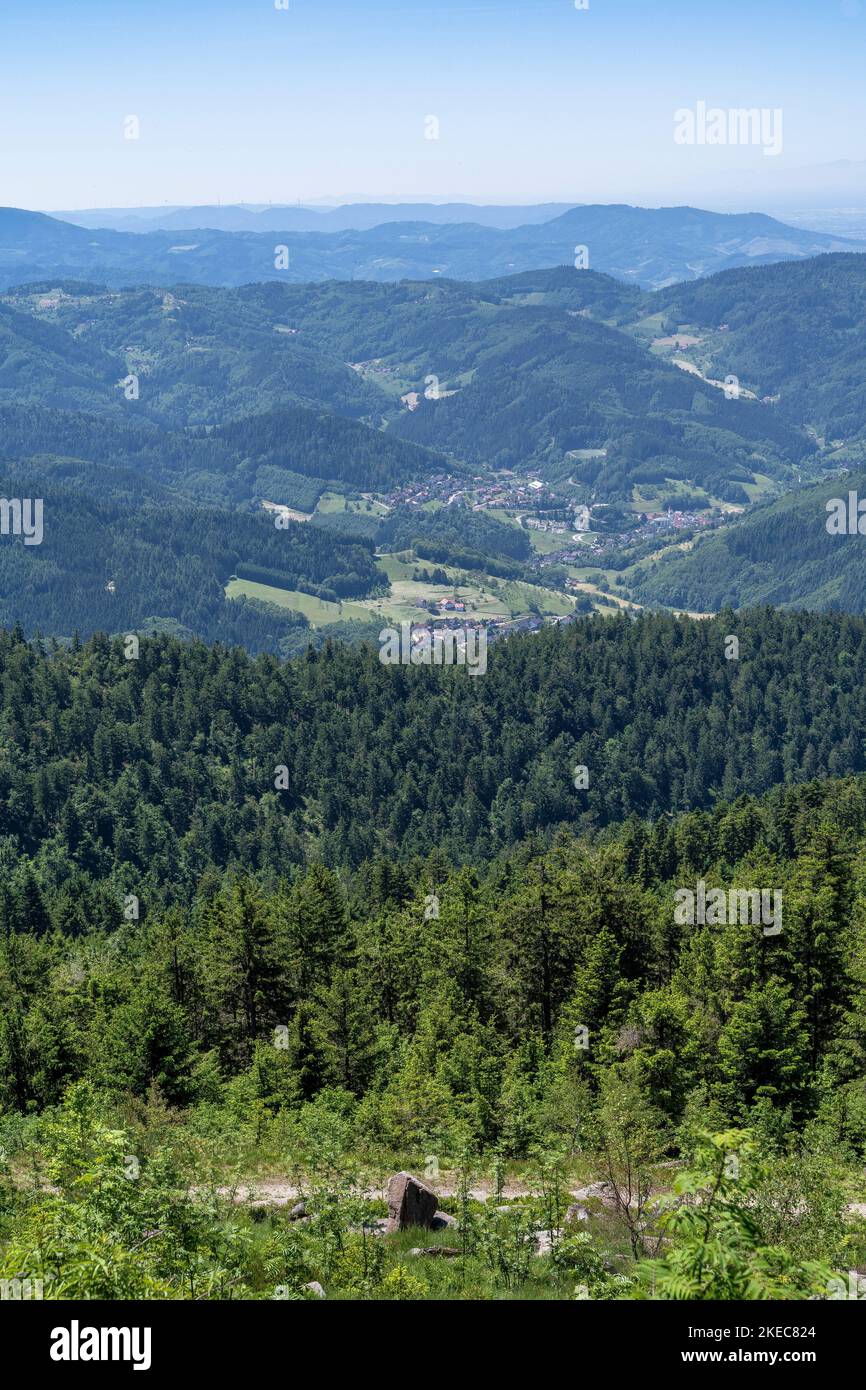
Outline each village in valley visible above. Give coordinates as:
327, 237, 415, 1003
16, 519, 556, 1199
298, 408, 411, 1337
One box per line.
247, 459, 731, 644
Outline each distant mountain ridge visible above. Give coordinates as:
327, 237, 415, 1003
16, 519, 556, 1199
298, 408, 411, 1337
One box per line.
49, 202, 577, 234
1, 203, 861, 291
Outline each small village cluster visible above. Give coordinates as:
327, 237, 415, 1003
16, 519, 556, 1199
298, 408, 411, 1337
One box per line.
405, 609, 578, 651
382, 472, 561, 513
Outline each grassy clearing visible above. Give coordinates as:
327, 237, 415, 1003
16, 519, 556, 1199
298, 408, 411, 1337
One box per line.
314, 491, 348, 514
740, 473, 779, 503
568, 581, 642, 613
485, 507, 524, 527
628, 310, 668, 340
226, 580, 379, 625
315, 491, 391, 518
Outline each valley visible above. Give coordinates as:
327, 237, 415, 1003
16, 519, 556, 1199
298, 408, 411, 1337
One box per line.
7, 252, 865, 654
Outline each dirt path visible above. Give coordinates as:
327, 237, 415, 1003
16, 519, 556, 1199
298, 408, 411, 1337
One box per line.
206, 1177, 866, 1221
209, 1177, 540, 1207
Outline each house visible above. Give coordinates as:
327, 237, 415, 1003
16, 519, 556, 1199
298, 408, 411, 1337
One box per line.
506, 615, 543, 635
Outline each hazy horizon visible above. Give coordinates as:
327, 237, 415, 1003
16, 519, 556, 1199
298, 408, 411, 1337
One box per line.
39, 159, 866, 216
3, 0, 865, 211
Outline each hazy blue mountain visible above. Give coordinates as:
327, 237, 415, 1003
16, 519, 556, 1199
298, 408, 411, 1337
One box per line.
51, 202, 576, 234
2, 203, 861, 292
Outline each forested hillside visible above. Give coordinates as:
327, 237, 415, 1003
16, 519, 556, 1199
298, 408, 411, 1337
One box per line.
0, 403, 443, 507
649, 253, 866, 446
632, 468, 866, 612
233, 274, 811, 490
2, 280, 385, 424
2, 619, 866, 1301
4, 611, 866, 891
0, 457, 384, 651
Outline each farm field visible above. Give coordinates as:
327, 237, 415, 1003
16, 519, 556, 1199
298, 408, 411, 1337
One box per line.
376, 553, 576, 622
227, 555, 576, 628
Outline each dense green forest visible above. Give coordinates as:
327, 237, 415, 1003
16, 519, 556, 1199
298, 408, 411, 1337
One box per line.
5, 611, 866, 888
214, 406, 444, 494
0, 284, 380, 424
0, 401, 439, 507
651, 253, 866, 445
2, 618, 866, 1299
380, 504, 534, 565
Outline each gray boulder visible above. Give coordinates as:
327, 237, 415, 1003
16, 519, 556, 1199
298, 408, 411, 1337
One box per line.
572, 1181, 616, 1206
431, 1212, 458, 1230
386, 1171, 439, 1232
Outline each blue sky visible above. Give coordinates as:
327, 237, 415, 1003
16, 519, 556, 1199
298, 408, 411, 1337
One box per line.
1, 0, 864, 209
